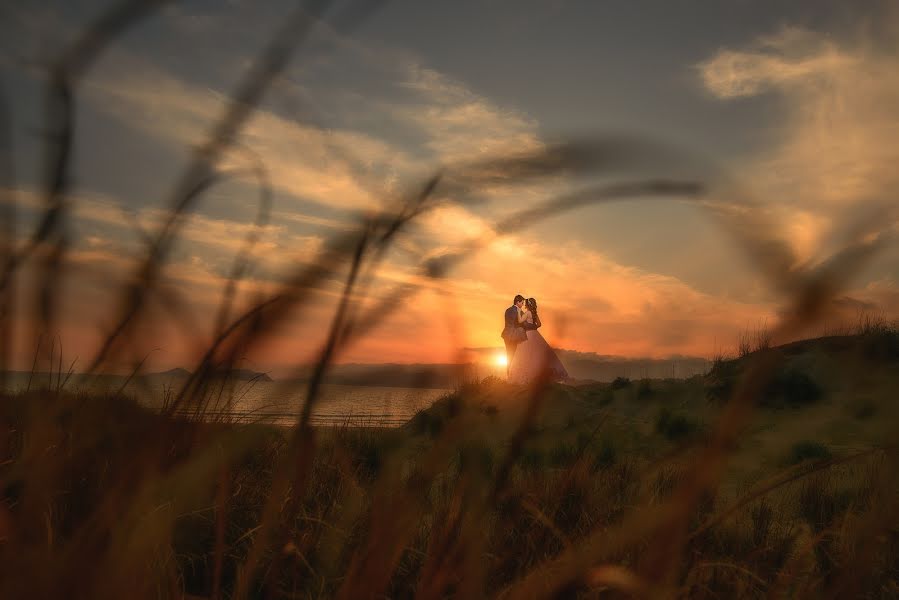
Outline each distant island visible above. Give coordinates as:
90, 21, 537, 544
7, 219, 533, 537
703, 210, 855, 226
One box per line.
1, 351, 712, 391
143, 368, 273, 382
284, 363, 477, 389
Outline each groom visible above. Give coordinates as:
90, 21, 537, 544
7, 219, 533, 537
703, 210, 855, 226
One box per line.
501, 294, 527, 376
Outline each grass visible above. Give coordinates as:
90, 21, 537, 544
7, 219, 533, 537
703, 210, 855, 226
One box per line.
3, 339, 898, 598
611, 376, 631, 390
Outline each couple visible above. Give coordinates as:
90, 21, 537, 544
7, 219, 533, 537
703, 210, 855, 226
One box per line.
501, 294, 569, 384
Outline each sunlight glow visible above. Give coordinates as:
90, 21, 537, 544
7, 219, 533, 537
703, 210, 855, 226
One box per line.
495, 352, 508, 367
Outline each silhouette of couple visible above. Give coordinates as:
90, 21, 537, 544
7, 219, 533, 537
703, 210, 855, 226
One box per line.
500, 295, 568, 384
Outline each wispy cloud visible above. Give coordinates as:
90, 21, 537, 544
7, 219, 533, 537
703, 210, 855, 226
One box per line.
396, 64, 543, 162
698, 20, 899, 291
699, 24, 899, 211
698, 27, 859, 99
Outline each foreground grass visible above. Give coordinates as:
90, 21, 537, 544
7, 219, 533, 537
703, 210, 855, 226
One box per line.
1, 335, 898, 598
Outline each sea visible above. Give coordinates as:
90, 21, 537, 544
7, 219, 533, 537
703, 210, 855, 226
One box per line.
2, 372, 452, 428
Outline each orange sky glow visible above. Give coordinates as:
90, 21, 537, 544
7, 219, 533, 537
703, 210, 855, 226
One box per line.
3, 3, 899, 375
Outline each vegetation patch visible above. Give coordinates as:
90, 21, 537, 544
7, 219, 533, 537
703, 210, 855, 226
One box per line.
760, 367, 824, 408
655, 407, 700, 441
591, 438, 618, 470
787, 440, 832, 465
850, 398, 877, 419
611, 376, 631, 390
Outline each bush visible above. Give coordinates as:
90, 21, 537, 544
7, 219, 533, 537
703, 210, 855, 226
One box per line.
787, 440, 832, 465
548, 442, 577, 467
760, 368, 823, 408
341, 429, 391, 481
611, 376, 631, 390
861, 327, 899, 360
410, 409, 443, 437
592, 438, 617, 470
651, 467, 683, 502
655, 407, 699, 441
480, 374, 505, 386
797, 474, 851, 532
851, 399, 877, 419
704, 359, 740, 403
749, 500, 774, 547
637, 379, 653, 400
587, 388, 615, 407
519, 447, 544, 470
456, 442, 494, 476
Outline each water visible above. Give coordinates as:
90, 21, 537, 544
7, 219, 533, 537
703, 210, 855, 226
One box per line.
4, 372, 452, 427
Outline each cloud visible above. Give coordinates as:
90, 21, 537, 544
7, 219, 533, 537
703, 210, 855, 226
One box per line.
396, 64, 543, 162
79, 36, 547, 219
698, 27, 859, 99
699, 24, 899, 208
83, 60, 391, 212
698, 20, 899, 290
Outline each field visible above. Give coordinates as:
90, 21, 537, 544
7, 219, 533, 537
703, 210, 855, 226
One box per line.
2, 330, 897, 599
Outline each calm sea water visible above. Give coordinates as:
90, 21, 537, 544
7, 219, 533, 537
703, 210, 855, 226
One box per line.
4, 373, 451, 427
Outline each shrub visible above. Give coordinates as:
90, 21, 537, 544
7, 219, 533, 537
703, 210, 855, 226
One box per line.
760, 367, 823, 408
797, 474, 851, 533
860, 326, 899, 360
592, 438, 617, 470
851, 399, 877, 420
655, 407, 699, 441
480, 374, 505, 386
342, 429, 390, 481
410, 409, 443, 437
704, 358, 740, 403
598, 389, 614, 406
749, 500, 774, 548
611, 376, 631, 390
548, 442, 577, 467
787, 440, 832, 465
587, 388, 614, 406
651, 467, 683, 502
519, 447, 544, 470
457, 442, 494, 476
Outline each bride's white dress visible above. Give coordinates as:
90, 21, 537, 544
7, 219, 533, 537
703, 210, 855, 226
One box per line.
508, 311, 569, 384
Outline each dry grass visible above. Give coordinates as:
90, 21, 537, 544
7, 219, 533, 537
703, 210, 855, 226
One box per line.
2, 377, 896, 599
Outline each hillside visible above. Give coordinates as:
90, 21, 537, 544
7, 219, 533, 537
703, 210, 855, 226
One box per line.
3, 331, 896, 598
406, 332, 899, 492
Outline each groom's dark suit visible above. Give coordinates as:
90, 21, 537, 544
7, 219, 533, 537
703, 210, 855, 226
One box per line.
501, 305, 524, 369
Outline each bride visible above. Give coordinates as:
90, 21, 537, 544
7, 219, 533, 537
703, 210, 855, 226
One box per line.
508, 298, 569, 384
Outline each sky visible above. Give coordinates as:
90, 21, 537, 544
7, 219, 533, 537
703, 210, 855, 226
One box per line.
1, 0, 898, 374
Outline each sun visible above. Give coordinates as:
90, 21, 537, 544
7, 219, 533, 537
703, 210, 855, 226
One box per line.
494, 352, 508, 367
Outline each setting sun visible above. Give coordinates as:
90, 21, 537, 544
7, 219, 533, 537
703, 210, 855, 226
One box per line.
494, 353, 508, 367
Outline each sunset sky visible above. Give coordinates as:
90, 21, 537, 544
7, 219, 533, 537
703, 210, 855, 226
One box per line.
2, 0, 898, 374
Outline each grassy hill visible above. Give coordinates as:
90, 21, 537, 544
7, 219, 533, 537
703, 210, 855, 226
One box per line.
406, 334, 897, 490
1, 332, 897, 598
